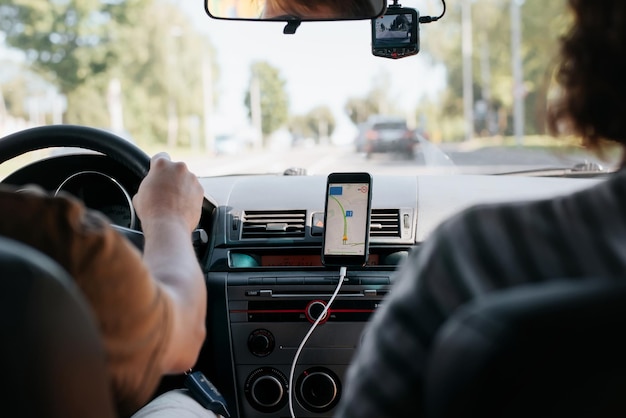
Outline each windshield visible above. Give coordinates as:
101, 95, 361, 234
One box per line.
0, 0, 619, 177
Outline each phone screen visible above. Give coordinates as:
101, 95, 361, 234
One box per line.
322, 173, 372, 266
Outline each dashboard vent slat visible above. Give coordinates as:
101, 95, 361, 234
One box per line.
242, 210, 306, 239
370, 209, 401, 238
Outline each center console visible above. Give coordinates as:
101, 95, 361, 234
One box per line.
198, 184, 418, 417
213, 269, 392, 418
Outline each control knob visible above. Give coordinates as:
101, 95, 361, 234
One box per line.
296, 367, 341, 413
245, 367, 288, 413
248, 328, 275, 357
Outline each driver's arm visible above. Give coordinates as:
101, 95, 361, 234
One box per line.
0, 154, 206, 416
132, 152, 207, 373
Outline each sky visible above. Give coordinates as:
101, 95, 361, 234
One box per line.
178, 1, 446, 140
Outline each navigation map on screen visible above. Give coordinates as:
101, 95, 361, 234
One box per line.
323, 183, 370, 256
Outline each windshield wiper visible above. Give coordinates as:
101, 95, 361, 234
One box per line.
494, 162, 615, 178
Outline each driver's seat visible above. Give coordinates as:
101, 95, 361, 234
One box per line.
0, 236, 116, 417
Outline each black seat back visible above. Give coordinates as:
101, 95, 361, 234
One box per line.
425, 279, 626, 418
0, 236, 116, 417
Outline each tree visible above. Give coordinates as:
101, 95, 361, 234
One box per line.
244, 61, 289, 141
0, 0, 219, 148
306, 106, 335, 142
0, 0, 148, 110
345, 96, 377, 126
288, 114, 314, 140
0, 63, 51, 120
521, 1, 570, 134
109, 0, 218, 147
421, 0, 570, 140
344, 70, 400, 126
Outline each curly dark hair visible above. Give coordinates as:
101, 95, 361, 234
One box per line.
548, 0, 626, 160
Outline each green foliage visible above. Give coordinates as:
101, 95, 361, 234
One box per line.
111, 0, 218, 147
421, 0, 571, 141
288, 115, 312, 139
288, 105, 336, 143
307, 106, 335, 141
244, 61, 289, 138
0, 64, 46, 119
65, 78, 109, 127
344, 70, 401, 125
344, 96, 378, 126
0, 0, 145, 93
0, 0, 218, 148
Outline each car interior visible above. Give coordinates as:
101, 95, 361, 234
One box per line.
424, 279, 626, 418
0, 0, 624, 417
0, 235, 116, 418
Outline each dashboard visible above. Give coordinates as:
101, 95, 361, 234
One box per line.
2, 152, 602, 418
195, 170, 600, 418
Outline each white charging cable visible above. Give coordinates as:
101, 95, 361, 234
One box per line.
288, 266, 347, 418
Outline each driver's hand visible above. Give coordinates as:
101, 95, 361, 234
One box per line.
132, 153, 204, 233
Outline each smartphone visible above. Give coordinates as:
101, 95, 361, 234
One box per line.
322, 172, 373, 267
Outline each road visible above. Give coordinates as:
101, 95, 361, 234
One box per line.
183, 141, 610, 178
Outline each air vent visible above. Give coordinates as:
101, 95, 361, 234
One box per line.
370, 209, 401, 238
241, 210, 306, 239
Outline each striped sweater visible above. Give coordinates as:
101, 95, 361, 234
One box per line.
335, 169, 626, 418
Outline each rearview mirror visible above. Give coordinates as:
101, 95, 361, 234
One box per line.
204, 0, 387, 21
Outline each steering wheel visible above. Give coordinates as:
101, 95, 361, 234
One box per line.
0, 124, 214, 253
0, 125, 153, 249
0, 124, 150, 176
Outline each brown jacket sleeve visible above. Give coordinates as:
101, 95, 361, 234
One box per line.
0, 188, 173, 416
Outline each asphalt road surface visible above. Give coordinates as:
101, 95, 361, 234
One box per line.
185, 141, 611, 177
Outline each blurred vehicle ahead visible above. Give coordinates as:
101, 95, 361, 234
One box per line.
355, 115, 417, 159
